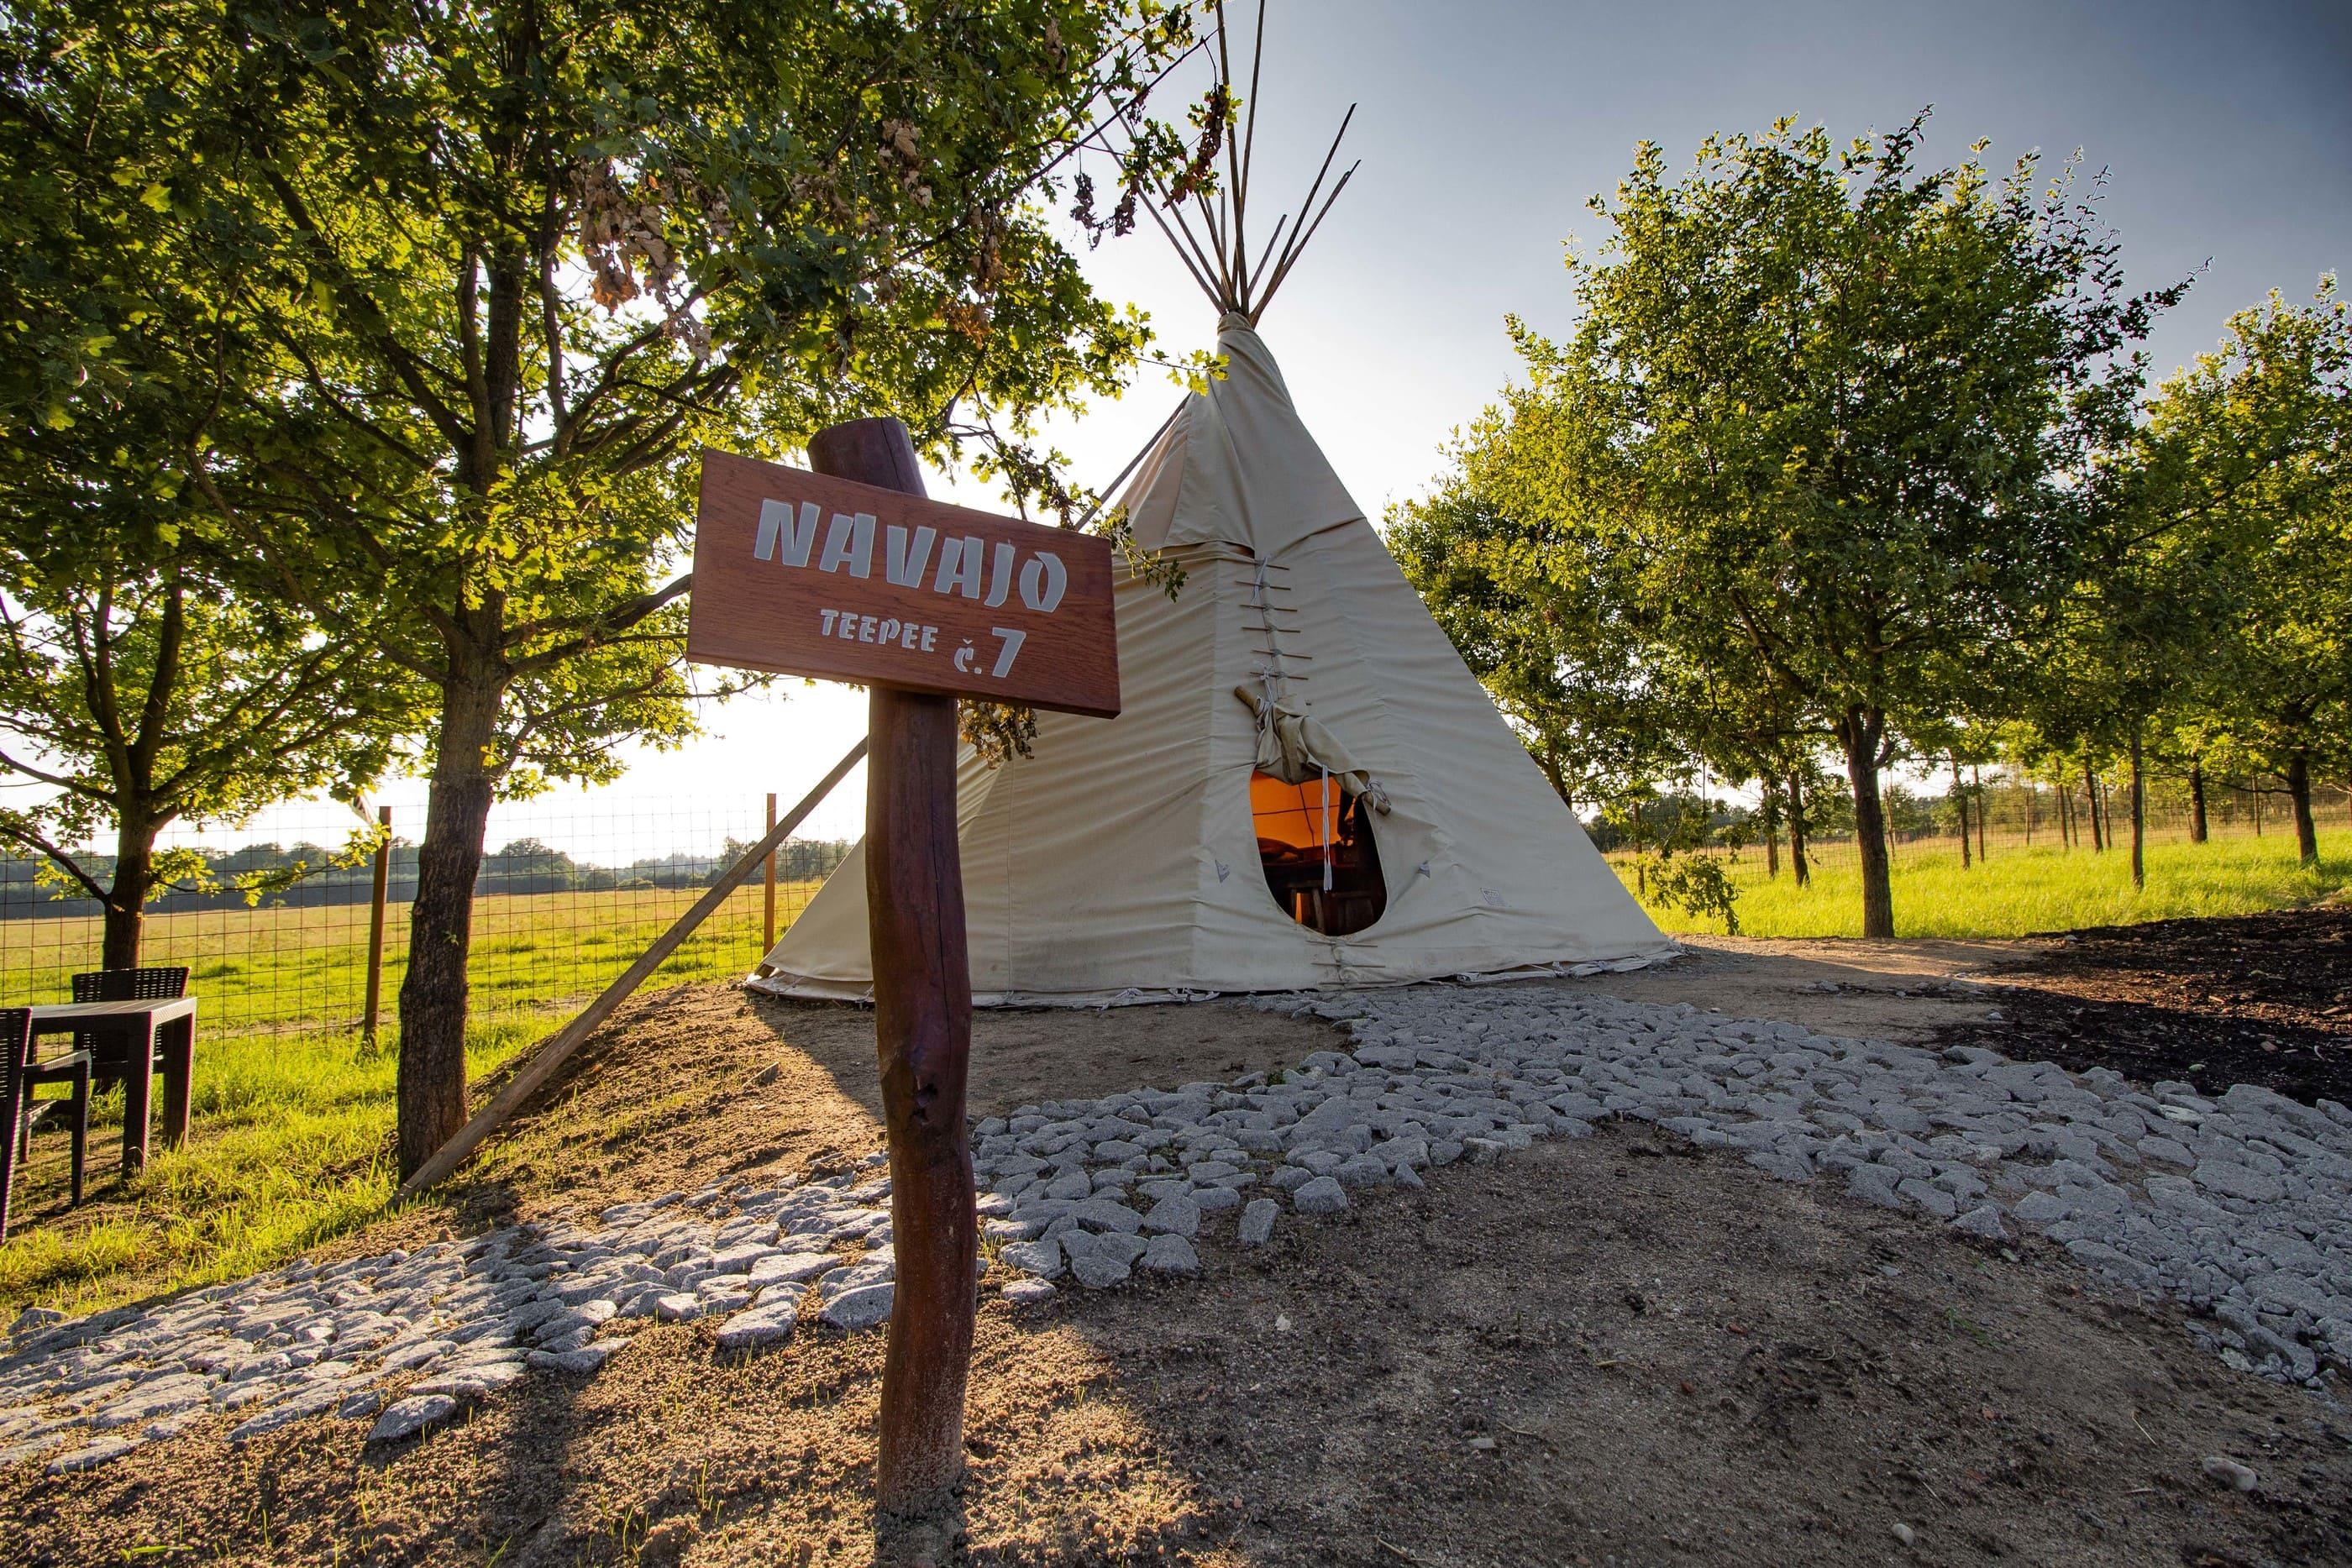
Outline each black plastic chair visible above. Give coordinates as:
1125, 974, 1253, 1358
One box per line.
72, 966, 189, 1090
1, 1007, 89, 1241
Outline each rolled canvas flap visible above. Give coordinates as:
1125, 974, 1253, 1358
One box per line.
1232, 684, 1386, 809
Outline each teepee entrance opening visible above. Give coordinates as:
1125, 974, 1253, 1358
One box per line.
1248, 771, 1387, 936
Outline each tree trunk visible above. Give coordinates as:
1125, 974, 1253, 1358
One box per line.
1950, 750, 1971, 869
396, 667, 505, 1177
2129, 726, 2146, 891
1840, 709, 1894, 939
2084, 761, 2105, 852
2286, 748, 2319, 866
1630, 800, 1646, 899
1534, 747, 1570, 809
2188, 759, 2208, 843
2025, 781, 2035, 846
1786, 771, 1811, 889
100, 816, 158, 971
2058, 779, 2073, 847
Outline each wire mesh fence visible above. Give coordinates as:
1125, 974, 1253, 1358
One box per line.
1751, 788, 2231, 872
8, 774, 2339, 1034
0, 796, 853, 1040
1604, 771, 2351, 869
1599, 769, 2352, 940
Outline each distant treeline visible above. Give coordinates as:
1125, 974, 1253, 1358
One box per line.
1587, 784, 1868, 854
0, 836, 853, 921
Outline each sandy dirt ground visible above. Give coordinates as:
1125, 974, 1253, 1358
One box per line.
9, 938, 2352, 1566
1578, 934, 2030, 1041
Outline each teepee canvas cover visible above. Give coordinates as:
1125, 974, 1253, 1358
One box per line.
751, 315, 1673, 1004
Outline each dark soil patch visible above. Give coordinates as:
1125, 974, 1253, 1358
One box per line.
1067, 1124, 2352, 1568
1941, 908, 2352, 1106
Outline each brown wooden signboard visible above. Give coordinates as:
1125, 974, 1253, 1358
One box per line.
686, 447, 1121, 717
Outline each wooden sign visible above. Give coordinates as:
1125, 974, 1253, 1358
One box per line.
686, 448, 1121, 717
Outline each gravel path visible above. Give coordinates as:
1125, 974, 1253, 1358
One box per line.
6, 983, 2348, 1477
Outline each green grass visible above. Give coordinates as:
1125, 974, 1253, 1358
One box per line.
0, 1020, 540, 1316
0, 879, 825, 1315
1616, 824, 2350, 939
2, 881, 823, 1035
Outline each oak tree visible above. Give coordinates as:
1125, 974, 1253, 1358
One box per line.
0, 6, 414, 968
64, 0, 1200, 1173
1460, 115, 2179, 935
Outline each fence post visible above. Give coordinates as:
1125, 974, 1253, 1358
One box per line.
764, 791, 779, 952
362, 805, 391, 1043
1973, 764, 1987, 863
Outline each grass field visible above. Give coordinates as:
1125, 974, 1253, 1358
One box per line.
0, 1021, 538, 1318
1616, 825, 2350, 938
0, 880, 822, 1317
0, 880, 825, 1034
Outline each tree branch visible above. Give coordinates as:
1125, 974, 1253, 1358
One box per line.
0, 817, 109, 902
256, 165, 475, 457
504, 572, 691, 677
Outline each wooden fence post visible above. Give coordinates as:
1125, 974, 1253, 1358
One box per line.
363, 805, 391, 1043
1973, 764, 1987, 863
808, 417, 978, 1540
764, 791, 779, 952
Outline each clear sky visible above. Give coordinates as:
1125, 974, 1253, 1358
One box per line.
213, 0, 2352, 860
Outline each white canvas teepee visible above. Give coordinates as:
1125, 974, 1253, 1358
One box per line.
752, 313, 1674, 1004
752, 11, 1671, 1004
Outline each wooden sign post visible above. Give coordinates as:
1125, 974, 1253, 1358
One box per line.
687, 427, 1120, 1537
690, 444, 1119, 716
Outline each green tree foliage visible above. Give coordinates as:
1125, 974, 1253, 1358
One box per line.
1424, 113, 2181, 936
0, 559, 406, 965
1389, 485, 1677, 810
2140, 281, 2350, 866
1592, 788, 1745, 933
0, 6, 417, 969
13, 0, 1201, 1173
2026, 389, 2244, 887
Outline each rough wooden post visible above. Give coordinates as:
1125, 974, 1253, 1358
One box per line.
1973, 763, 1987, 863
363, 805, 392, 1043
764, 791, 779, 952
807, 417, 976, 1535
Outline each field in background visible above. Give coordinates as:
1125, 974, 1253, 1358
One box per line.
0, 880, 826, 1036
1617, 822, 2350, 938
7, 802, 2346, 1316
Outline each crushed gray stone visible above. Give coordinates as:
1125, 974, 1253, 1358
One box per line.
8, 980, 2347, 1476
368, 1393, 458, 1445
